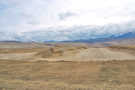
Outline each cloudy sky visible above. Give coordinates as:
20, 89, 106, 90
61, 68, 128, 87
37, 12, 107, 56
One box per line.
0, 0, 135, 33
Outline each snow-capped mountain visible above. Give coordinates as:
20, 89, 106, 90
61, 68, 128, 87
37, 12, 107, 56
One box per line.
0, 22, 135, 43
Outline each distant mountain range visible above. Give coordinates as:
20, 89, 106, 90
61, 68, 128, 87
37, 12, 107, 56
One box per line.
69, 32, 135, 43
0, 22, 135, 43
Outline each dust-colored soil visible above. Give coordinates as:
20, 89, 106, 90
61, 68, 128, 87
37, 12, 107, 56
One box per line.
0, 43, 135, 61
0, 42, 135, 90
0, 60, 135, 90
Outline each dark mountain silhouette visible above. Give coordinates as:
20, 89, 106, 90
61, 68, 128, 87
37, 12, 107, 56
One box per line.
61, 32, 135, 43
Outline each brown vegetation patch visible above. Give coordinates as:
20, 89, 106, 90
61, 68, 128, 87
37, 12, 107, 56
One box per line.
0, 60, 135, 90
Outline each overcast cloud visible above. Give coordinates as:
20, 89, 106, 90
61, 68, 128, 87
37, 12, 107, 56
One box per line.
0, 0, 135, 33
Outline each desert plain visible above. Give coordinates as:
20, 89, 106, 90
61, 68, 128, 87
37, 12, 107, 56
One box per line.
0, 42, 135, 90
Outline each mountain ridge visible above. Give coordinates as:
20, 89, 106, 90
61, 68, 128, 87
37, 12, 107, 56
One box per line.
0, 22, 135, 43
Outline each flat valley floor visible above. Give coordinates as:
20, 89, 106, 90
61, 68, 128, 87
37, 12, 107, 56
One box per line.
0, 60, 135, 90
0, 42, 135, 90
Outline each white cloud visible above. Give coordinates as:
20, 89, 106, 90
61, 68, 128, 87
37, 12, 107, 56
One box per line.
0, 0, 135, 32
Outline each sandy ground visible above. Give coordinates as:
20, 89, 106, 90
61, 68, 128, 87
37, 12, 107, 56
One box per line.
0, 60, 135, 90
0, 43, 135, 61
0, 43, 135, 90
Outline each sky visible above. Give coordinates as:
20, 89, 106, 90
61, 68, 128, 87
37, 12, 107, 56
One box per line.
0, 0, 135, 33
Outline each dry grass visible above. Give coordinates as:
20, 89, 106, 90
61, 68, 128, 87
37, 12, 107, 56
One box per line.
108, 45, 135, 55
35, 45, 87, 58
0, 60, 135, 90
109, 45, 135, 50
0, 43, 135, 90
0, 48, 43, 54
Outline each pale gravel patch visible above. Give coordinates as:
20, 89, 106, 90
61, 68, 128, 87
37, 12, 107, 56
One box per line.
73, 48, 135, 61
37, 48, 135, 62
